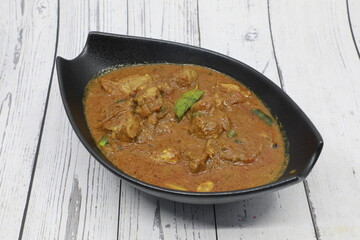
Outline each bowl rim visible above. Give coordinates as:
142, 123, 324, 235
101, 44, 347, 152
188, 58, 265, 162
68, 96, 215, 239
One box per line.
56, 31, 324, 198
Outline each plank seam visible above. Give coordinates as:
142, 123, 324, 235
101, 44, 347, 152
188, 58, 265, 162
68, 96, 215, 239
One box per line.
126, 0, 129, 36
17, 0, 60, 238
346, 0, 360, 59
212, 204, 218, 240
196, 0, 201, 47
266, 0, 284, 89
116, 180, 122, 240
303, 181, 321, 240
81, 155, 92, 239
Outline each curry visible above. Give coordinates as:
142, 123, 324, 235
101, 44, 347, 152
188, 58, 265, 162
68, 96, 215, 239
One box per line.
84, 64, 287, 192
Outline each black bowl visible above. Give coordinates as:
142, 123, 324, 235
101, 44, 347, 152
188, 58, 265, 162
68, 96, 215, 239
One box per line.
56, 32, 323, 204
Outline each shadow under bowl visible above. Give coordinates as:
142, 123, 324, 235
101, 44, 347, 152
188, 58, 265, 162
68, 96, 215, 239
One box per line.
56, 32, 323, 204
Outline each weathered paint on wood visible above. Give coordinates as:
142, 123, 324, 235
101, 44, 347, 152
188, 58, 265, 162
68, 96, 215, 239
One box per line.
1, 0, 360, 239
269, 0, 360, 238
198, 1, 317, 239
21, 0, 126, 239
0, 0, 57, 239
119, 182, 217, 240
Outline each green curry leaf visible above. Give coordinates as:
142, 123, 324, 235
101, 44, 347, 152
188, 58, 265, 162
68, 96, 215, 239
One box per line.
226, 130, 237, 138
174, 88, 204, 120
252, 109, 273, 126
98, 134, 109, 147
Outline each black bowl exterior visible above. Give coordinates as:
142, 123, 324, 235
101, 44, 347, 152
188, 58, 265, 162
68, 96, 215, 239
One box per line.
56, 32, 323, 204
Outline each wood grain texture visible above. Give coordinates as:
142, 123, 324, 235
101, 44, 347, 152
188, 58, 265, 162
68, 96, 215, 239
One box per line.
269, 0, 360, 239
5, 0, 359, 239
198, 1, 317, 239
21, 0, 127, 239
119, 1, 216, 239
0, 0, 57, 239
119, 183, 216, 240
348, 0, 360, 56
127, 0, 200, 45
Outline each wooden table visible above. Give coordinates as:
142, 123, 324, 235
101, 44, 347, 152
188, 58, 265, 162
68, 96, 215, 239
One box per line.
1, 0, 360, 239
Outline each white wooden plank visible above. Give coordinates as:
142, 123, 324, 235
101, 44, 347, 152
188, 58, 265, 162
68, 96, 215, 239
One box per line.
120, 1, 216, 239
348, 0, 360, 54
120, 183, 216, 240
198, 0, 317, 239
21, 0, 127, 239
269, 0, 360, 239
0, 0, 57, 239
127, 0, 200, 45
199, 0, 279, 82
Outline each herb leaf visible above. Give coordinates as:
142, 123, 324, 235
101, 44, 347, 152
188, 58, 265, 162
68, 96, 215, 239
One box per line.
116, 99, 126, 103
227, 130, 237, 138
98, 134, 109, 147
252, 109, 273, 126
234, 139, 243, 144
174, 88, 204, 120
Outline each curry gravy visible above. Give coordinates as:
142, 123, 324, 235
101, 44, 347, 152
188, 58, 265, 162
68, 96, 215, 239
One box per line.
84, 64, 287, 192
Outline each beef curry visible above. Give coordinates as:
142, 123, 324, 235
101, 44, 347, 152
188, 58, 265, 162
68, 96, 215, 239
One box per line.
84, 64, 287, 192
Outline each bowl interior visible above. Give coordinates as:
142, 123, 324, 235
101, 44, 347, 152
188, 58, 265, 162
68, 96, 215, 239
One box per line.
56, 32, 323, 204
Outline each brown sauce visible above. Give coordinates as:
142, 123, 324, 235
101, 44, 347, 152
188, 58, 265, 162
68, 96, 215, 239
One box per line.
84, 64, 287, 192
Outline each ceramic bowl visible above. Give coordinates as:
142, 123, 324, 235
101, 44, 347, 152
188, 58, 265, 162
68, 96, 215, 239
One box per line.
56, 32, 323, 204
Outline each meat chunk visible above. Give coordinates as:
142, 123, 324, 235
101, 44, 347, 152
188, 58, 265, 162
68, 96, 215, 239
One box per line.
103, 111, 141, 142
219, 83, 240, 92
217, 83, 252, 107
206, 139, 260, 164
158, 82, 174, 95
184, 151, 208, 174
189, 110, 230, 139
100, 78, 123, 95
147, 113, 158, 126
101, 74, 152, 95
156, 101, 172, 120
120, 74, 152, 94
219, 144, 257, 163
100, 101, 133, 124
173, 68, 198, 87
152, 147, 180, 164
155, 119, 173, 135
164, 183, 188, 191
191, 94, 215, 113
135, 126, 154, 143
197, 181, 214, 192
134, 87, 163, 117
